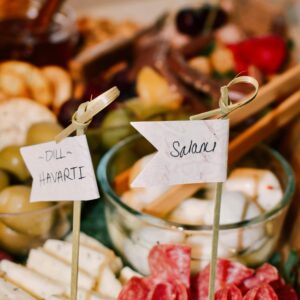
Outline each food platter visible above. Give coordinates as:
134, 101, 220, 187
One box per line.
0, 0, 299, 299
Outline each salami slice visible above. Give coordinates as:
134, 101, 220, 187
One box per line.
192, 259, 254, 300
147, 282, 173, 300
274, 285, 298, 300
148, 244, 191, 288
118, 277, 150, 300
243, 283, 278, 300
241, 264, 279, 293
214, 284, 243, 300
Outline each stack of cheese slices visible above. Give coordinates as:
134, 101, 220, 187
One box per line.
0, 233, 142, 300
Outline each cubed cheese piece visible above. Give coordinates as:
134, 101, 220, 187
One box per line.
225, 168, 283, 211
43, 240, 107, 277
203, 191, 260, 225
119, 267, 142, 284
66, 233, 122, 273
124, 226, 185, 275
168, 198, 209, 225
187, 234, 230, 273
203, 191, 264, 250
27, 249, 95, 290
0, 277, 36, 300
96, 266, 122, 298
0, 260, 65, 299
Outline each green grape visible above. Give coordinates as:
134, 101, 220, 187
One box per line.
0, 145, 30, 181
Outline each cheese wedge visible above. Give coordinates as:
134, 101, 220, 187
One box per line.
66, 233, 123, 273
0, 277, 37, 300
96, 267, 122, 298
27, 249, 95, 290
43, 240, 107, 278
119, 267, 142, 284
0, 260, 65, 299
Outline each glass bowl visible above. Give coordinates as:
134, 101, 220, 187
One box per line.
98, 134, 295, 275
0, 201, 72, 257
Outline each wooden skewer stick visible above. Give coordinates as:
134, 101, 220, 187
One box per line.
55, 87, 120, 300
127, 88, 300, 217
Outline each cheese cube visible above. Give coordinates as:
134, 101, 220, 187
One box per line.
0, 277, 36, 300
119, 267, 142, 284
0, 260, 65, 299
43, 240, 107, 277
168, 198, 209, 225
96, 267, 122, 298
27, 249, 95, 290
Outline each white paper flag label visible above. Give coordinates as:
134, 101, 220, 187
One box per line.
131, 120, 229, 187
20, 135, 100, 202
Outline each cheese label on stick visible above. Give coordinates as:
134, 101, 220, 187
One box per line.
131, 120, 229, 187
20, 135, 100, 202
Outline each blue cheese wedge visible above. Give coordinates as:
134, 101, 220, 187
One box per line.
0, 260, 65, 299
0, 277, 36, 300
43, 240, 107, 278
66, 233, 123, 273
27, 249, 95, 290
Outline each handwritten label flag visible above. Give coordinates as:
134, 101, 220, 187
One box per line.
20, 135, 100, 202
131, 120, 229, 187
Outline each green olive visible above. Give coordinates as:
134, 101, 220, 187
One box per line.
0, 170, 9, 192
100, 108, 135, 149
0, 221, 33, 255
26, 122, 63, 145
0, 145, 30, 181
0, 185, 54, 236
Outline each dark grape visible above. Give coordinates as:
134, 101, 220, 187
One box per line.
198, 5, 227, 30
176, 8, 201, 36
57, 99, 84, 127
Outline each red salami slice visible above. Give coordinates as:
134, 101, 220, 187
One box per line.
118, 277, 150, 300
241, 264, 279, 293
148, 244, 191, 288
243, 284, 278, 300
147, 282, 173, 300
214, 284, 243, 300
192, 259, 254, 300
274, 285, 298, 300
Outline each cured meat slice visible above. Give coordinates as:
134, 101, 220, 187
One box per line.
147, 282, 173, 300
274, 284, 298, 300
243, 283, 278, 300
148, 244, 191, 288
241, 264, 278, 293
192, 259, 254, 300
118, 277, 150, 300
214, 284, 243, 300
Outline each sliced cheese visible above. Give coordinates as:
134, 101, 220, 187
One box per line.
64, 287, 113, 300
0, 277, 37, 300
46, 296, 68, 300
119, 267, 142, 285
27, 249, 95, 290
0, 260, 65, 299
43, 240, 107, 277
96, 267, 122, 299
66, 233, 123, 273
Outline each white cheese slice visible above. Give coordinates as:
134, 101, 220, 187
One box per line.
66, 233, 123, 273
119, 266, 142, 284
64, 287, 114, 300
43, 240, 107, 277
27, 249, 95, 290
96, 267, 122, 298
0, 277, 37, 300
0, 260, 65, 299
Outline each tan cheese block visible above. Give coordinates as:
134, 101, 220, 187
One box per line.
27, 249, 95, 290
0, 260, 65, 299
